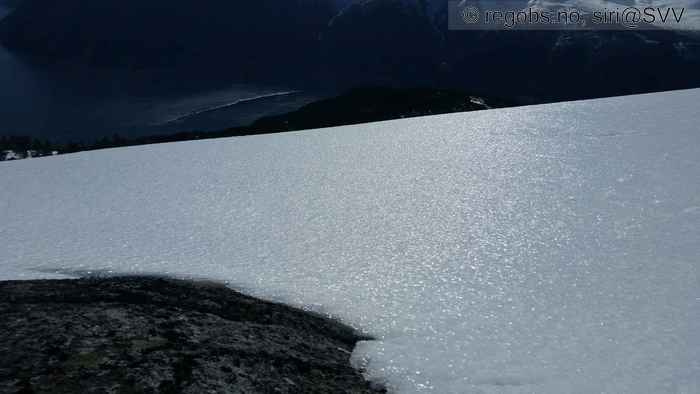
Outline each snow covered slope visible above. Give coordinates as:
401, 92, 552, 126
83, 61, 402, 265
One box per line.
1, 89, 699, 393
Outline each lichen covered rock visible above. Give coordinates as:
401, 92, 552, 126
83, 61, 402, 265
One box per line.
0, 277, 384, 394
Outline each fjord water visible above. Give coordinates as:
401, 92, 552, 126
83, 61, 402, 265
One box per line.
0, 6, 318, 142
1, 89, 699, 393
0, 52, 316, 141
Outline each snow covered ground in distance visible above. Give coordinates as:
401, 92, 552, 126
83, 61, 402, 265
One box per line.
1, 89, 699, 393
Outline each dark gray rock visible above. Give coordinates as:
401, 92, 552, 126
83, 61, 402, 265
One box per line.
0, 277, 385, 394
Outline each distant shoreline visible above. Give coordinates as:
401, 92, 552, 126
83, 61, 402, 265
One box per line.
1, 86, 506, 161
157, 91, 301, 126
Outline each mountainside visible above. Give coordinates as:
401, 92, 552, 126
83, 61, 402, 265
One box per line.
2, 88, 699, 393
2, 0, 700, 101
325, 0, 700, 101
248, 87, 498, 132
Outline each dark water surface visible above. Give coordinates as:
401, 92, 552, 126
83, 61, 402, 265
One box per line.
0, 6, 324, 143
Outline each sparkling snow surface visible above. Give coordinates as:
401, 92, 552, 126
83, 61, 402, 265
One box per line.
2, 89, 700, 393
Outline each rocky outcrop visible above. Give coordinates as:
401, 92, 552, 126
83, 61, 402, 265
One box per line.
0, 277, 385, 394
